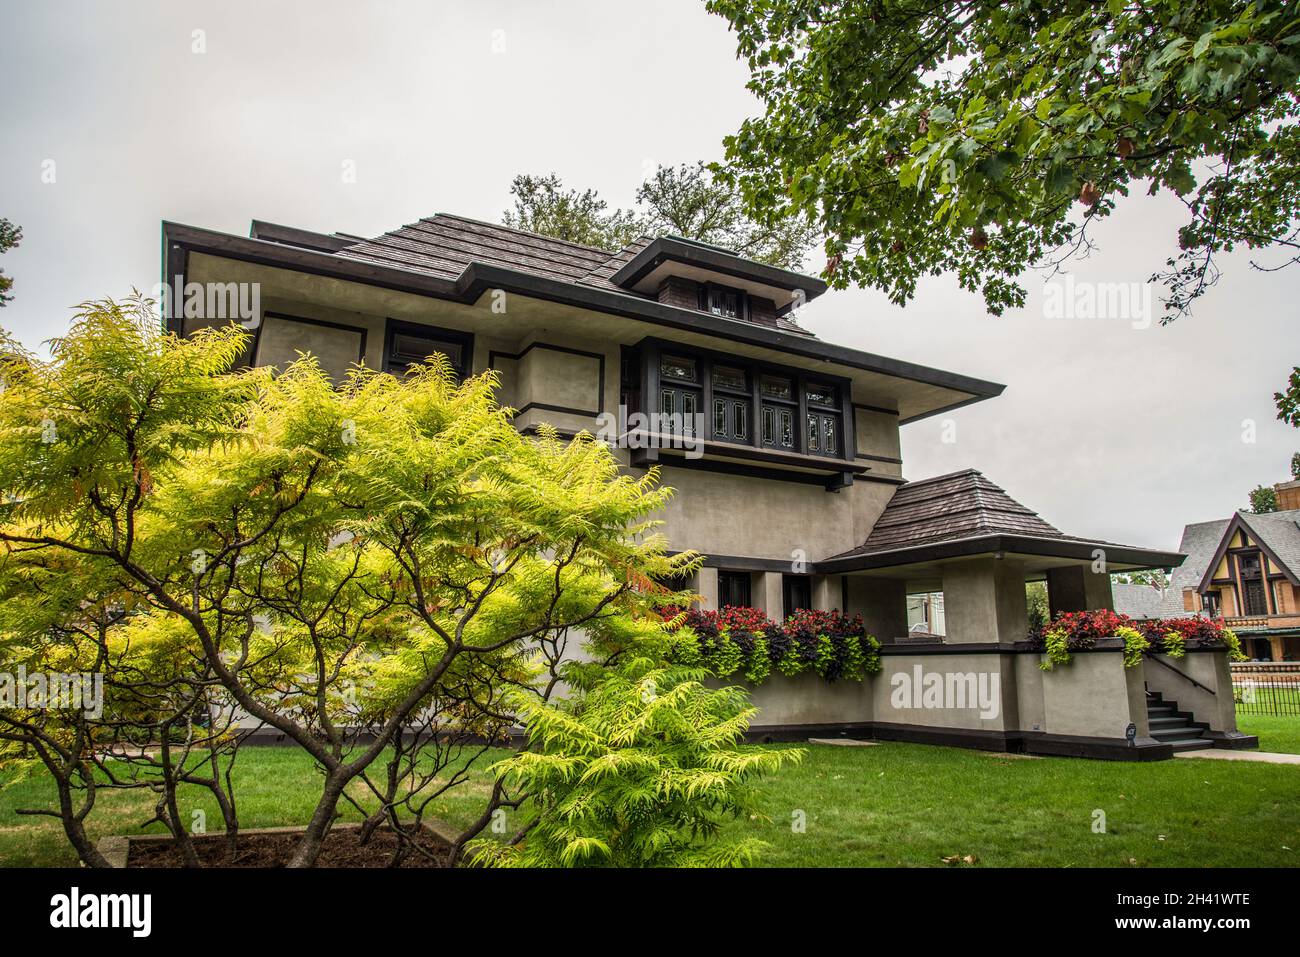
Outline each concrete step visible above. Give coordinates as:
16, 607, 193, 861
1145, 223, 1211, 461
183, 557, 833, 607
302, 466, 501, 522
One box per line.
1150, 725, 1205, 740
1169, 739, 1215, 752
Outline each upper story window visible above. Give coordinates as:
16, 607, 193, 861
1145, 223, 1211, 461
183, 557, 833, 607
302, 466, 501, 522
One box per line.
805, 381, 841, 456
660, 354, 698, 382
659, 354, 700, 437
700, 284, 745, 320
626, 340, 855, 469
384, 320, 472, 380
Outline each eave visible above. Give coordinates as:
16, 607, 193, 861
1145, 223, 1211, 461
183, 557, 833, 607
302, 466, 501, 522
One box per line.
161, 221, 1006, 424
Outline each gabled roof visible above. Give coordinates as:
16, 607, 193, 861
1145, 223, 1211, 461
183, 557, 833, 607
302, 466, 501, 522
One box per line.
1192, 509, 1300, 593
820, 468, 1183, 572
333, 214, 818, 336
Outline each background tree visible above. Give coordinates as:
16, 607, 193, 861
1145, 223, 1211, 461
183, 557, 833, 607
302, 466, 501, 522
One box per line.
637, 162, 819, 269
503, 173, 644, 249
1111, 569, 1171, 588
0, 219, 20, 306
1277, 368, 1300, 426
504, 167, 820, 268
707, 0, 1300, 318
1293, 451, 1300, 479
1249, 484, 1279, 513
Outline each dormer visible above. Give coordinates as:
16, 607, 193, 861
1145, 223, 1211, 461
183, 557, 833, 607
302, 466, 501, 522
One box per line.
609, 236, 827, 336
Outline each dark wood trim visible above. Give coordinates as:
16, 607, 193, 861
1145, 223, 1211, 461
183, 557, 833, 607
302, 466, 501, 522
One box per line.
161, 239, 188, 335
855, 452, 904, 465
255, 311, 369, 367
643, 451, 843, 488
610, 236, 829, 305
513, 401, 600, 419
1199, 513, 1300, 593
820, 533, 1184, 574
381, 318, 473, 380
160, 222, 1005, 423
489, 341, 607, 418
852, 402, 900, 417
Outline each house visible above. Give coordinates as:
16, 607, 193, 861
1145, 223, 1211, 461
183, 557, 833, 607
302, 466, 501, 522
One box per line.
1151, 481, 1300, 662
160, 212, 1252, 758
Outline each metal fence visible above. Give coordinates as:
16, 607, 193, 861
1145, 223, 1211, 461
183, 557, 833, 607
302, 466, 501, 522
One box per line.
1231, 662, 1300, 716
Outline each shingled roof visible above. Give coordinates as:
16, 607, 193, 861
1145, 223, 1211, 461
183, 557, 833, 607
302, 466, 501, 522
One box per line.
837, 469, 1064, 557
820, 468, 1183, 572
334, 213, 815, 336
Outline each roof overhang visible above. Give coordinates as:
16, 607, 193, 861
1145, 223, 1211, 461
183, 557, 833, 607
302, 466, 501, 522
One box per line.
817, 533, 1185, 576
1195, 512, 1300, 593
162, 221, 1005, 424
609, 236, 828, 313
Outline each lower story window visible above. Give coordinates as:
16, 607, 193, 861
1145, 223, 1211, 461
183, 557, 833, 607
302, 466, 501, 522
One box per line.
719, 571, 751, 608
783, 575, 811, 616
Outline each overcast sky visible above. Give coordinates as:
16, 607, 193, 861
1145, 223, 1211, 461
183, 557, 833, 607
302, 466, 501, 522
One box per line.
1, 0, 1296, 553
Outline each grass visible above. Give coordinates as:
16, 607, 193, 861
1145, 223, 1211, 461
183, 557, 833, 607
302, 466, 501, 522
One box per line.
1238, 711, 1300, 755
2, 722, 1297, 867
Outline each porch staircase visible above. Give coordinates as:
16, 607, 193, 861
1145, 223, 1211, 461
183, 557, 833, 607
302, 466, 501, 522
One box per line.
1144, 690, 1213, 752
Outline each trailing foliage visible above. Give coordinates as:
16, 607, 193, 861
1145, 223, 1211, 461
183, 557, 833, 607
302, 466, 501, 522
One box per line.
1032, 608, 1245, 669
670, 606, 881, 683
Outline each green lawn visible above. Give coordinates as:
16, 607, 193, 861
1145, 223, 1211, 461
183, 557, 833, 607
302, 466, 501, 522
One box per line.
1238, 712, 1300, 755
2, 731, 1296, 867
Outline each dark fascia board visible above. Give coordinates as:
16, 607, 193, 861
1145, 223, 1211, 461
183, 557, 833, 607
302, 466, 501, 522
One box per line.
248, 220, 359, 254
816, 534, 1186, 575
160, 221, 1005, 418
610, 236, 829, 310
1196, 512, 1300, 592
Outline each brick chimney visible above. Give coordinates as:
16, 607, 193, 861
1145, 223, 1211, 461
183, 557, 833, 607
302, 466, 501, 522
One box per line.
1275, 479, 1300, 511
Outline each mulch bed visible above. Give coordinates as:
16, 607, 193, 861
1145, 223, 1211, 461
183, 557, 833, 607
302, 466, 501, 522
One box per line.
127, 827, 452, 868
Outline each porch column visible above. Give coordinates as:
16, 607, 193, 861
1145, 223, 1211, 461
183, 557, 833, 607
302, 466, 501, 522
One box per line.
942, 557, 1028, 644
844, 576, 907, 644
812, 575, 839, 612
1046, 565, 1114, 616
697, 567, 719, 610
752, 572, 784, 620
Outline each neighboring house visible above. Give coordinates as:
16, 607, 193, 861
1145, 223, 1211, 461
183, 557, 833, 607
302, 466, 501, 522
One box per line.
159, 212, 1251, 758
1111, 582, 1167, 621
1154, 482, 1300, 662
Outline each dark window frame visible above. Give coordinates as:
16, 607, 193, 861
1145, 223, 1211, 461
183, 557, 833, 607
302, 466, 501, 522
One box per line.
632, 337, 856, 463
782, 574, 812, 617
718, 571, 752, 609
382, 319, 474, 380
698, 282, 749, 322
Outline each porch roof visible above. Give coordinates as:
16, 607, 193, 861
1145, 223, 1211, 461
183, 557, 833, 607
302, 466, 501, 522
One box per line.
819, 469, 1183, 574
